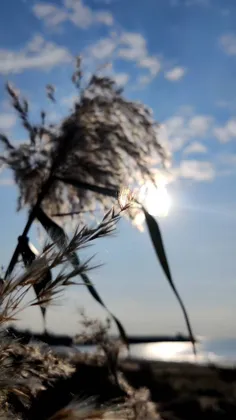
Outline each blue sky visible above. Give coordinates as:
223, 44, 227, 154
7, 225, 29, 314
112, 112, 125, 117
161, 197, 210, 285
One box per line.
0, 0, 236, 339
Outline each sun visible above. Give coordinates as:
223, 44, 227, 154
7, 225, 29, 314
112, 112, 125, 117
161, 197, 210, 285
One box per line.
139, 180, 171, 218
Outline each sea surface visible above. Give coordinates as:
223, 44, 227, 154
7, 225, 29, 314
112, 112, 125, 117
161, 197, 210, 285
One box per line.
55, 337, 236, 366
120, 338, 236, 366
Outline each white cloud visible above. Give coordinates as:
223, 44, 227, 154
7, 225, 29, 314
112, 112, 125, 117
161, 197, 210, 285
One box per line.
214, 118, 236, 143
0, 35, 72, 74
183, 141, 207, 155
85, 31, 162, 86
176, 160, 215, 181
87, 37, 117, 60
95, 11, 113, 26
33, 4, 67, 26
138, 57, 161, 76
137, 75, 153, 85
162, 113, 212, 151
0, 113, 17, 131
118, 32, 161, 84
113, 72, 129, 86
27, 34, 45, 52
118, 32, 146, 61
165, 66, 186, 81
33, 0, 113, 29
188, 115, 213, 136
162, 116, 186, 151
219, 33, 236, 56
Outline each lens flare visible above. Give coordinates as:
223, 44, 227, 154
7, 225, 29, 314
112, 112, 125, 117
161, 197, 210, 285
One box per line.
139, 180, 171, 218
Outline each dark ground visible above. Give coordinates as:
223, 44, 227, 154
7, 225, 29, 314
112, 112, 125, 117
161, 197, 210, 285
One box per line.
2, 339, 236, 419
121, 358, 236, 419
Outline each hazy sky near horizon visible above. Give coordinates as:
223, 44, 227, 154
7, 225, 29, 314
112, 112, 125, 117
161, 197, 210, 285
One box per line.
0, 0, 236, 339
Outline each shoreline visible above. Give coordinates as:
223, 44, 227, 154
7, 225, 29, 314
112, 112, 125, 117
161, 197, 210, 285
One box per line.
7, 326, 236, 369
6, 326, 195, 346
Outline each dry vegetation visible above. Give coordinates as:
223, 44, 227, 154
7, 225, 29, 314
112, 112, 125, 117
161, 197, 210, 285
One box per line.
1, 58, 234, 419
0, 213, 161, 419
0, 57, 195, 350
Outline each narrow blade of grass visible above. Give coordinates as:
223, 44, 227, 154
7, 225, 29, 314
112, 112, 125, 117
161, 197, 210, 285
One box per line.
143, 207, 196, 356
36, 207, 128, 347
55, 176, 118, 198
18, 235, 51, 321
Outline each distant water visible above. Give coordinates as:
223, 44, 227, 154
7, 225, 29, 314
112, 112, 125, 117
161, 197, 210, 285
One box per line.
57, 338, 236, 367
122, 338, 236, 366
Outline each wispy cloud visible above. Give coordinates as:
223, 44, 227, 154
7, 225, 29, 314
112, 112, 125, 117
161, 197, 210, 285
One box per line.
165, 66, 186, 81
27, 34, 45, 52
118, 32, 147, 60
0, 113, 17, 131
85, 31, 162, 86
188, 115, 213, 136
137, 75, 154, 85
138, 57, 161, 76
0, 34, 72, 74
219, 33, 236, 56
159, 113, 213, 152
175, 160, 215, 181
183, 141, 207, 155
33, 0, 113, 29
118, 32, 161, 83
158, 105, 236, 182
160, 106, 236, 167
113, 72, 129, 86
214, 118, 236, 142
86, 36, 117, 60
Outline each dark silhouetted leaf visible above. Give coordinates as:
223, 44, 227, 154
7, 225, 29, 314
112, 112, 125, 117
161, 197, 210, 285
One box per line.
18, 235, 51, 321
46, 84, 56, 102
143, 208, 196, 356
36, 207, 66, 247
36, 207, 128, 346
0, 134, 15, 150
4, 247, 20, 280
55, 176, 118, 198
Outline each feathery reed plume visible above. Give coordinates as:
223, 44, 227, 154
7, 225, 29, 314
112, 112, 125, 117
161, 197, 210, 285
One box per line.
0, 57, 195, 354
1, 60, 168, 222
0, 204, 128, 328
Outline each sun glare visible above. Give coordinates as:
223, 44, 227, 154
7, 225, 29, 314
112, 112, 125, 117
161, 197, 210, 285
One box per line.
139, 180, 171, 218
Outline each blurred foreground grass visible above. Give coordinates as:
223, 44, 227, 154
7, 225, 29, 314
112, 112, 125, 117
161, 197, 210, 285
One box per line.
1, 337, 236, 419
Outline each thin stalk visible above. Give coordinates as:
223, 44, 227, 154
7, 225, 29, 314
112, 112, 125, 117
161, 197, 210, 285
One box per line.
4, 132, 77, 280
4, 177, 55, 279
